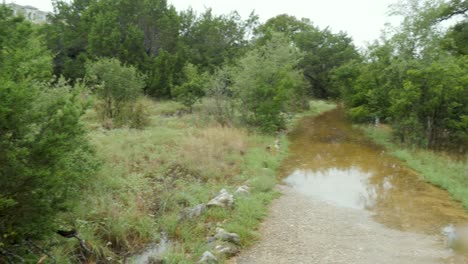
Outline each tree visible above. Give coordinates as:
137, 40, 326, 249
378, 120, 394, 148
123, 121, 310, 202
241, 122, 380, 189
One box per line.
0, 7, 98, 260
296, 29, 360, 98
45, 0, 181, 96
85, 58, 145, 124
254, 14, 313, 45
232, 33, 307, 133
255, 14, 360, 98
173, 63, 205, 111
336, 0, 468, 150
179, 8, 249, 73
204, 67, 236, 126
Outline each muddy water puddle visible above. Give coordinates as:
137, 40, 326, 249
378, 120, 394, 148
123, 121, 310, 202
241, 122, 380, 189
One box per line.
282, 108, 468, 235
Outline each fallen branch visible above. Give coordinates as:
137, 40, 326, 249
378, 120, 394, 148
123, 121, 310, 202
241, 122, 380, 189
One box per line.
57, 230, 92, 254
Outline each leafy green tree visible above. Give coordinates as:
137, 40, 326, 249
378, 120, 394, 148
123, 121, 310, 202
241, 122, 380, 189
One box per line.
443, 21, 468, 55
179, 8, 249, 73
0, 7, 98, 260
232, 33, 307, 133
204, 67, 236, 126
46, 0, 181, 96
337, 0, 468, 150
255, 14, 360, 98
173, 63, 205, 111
254, 14, 313, 45
42, 0, 93, 80
296, 29, 360, 98
86, 58, 145, 123
389, 56, 467, 148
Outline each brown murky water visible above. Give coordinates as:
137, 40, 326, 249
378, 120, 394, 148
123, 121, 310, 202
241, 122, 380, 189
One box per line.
281, 107, 468, 235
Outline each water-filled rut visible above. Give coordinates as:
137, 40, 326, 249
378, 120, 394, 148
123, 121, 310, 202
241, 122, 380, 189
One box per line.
233, 108, 468, 264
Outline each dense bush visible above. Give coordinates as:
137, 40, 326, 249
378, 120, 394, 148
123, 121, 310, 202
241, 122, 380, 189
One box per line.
86, 58, 146, 127
231, 33, 307, 133
0, 9, 98, 262
335, 0, 468, 151
173, 63, 205, 111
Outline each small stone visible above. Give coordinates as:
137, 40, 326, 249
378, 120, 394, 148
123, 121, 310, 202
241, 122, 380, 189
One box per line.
234, 186, 250, 196
188, 204, 206, 218
207, 189, 234, 208
212, 241, 240, 257
207, 236, 216, 243
180, 204, 206, 221
198, 251, 218, 263
214, 228, 240, 244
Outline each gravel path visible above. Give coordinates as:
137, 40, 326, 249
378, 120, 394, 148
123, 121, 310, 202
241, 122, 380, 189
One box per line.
230, 185, 461, 264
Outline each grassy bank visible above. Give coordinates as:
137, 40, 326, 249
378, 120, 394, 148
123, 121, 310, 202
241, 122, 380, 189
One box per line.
51, 99, 333, 263
360, 125, 468, 210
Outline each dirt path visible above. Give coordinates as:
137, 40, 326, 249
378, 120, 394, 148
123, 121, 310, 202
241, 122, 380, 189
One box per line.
230, 185, 459, 264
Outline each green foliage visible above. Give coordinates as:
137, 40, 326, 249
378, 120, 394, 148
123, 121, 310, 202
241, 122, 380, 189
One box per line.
231, 33, 307, 133
0, 78, 99, 257
255, 14, 360, 99
179, 9, 250, 73
46, 0, 181, 96
204, 67, 236, 126
337, 0, 468, 151
147, 50, 179, 98
173, 63, 205, 111
86, 58, 146, 126
297, 29, 361, 98
0, 8, 100, 260
0, 7, 53, 82
255, 14, 313, 45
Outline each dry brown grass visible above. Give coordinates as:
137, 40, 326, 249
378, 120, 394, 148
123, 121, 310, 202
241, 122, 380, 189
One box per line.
178, 126, 248, 181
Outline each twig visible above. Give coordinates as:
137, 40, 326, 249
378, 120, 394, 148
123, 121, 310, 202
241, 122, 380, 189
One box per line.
57, 230, 92, 254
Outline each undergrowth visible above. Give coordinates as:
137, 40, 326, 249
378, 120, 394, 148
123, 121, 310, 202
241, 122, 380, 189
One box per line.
51, 98, 332, 263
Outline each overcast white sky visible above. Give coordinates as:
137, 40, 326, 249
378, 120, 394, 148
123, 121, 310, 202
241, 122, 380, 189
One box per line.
7, 0, 402, 46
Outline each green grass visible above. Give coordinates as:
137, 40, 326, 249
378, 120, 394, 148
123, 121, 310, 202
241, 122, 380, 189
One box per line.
51, 98, 335, 263
360, 125, 468, 209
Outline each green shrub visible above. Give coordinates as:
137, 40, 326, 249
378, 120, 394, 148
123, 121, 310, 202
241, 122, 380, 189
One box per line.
232, 33, 307, 133
0, 79, 99, 259
86, 58, 146, 127
173, 63, 205, 112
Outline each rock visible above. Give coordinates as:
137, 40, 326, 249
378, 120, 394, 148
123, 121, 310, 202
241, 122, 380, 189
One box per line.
198, 251, 218, 263
212, 241, 240, 257
442, 224, 458, 248
274, 139, 280, 150
207, 189, 234, 208
207, 236, 216, 243
214, 228, 240, 244
234, 186, 250, 196
180, 204, 206, 221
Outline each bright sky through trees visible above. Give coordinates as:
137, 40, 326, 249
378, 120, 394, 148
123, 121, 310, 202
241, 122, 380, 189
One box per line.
9, 0, 401, 46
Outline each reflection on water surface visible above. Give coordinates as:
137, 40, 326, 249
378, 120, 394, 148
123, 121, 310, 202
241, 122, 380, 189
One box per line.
282, 107, 468, 234
284, 167, 377, 210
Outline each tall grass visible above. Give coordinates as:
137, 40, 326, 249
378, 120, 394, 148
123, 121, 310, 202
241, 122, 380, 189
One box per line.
52, 98, 334, 263
361, 125, 468, 209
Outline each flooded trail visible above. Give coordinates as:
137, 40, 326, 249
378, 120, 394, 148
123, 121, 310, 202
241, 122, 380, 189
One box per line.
232, 108, 468, 264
